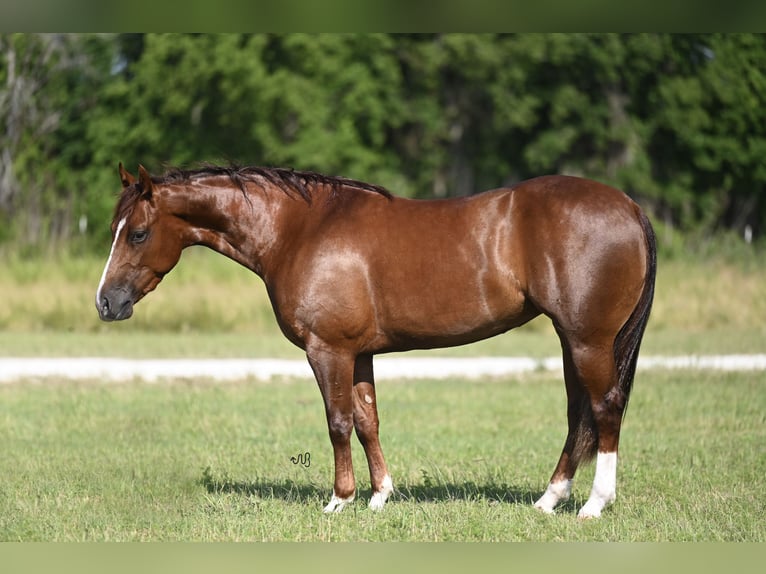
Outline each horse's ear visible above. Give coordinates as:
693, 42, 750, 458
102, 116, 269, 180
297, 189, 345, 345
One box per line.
137, 164, 154, 200
119, 162, 136, 189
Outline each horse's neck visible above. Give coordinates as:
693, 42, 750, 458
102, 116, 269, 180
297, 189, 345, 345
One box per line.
162, 180, 301, 276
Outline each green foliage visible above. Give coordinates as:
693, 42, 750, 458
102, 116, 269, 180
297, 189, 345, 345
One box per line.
1, 33, 765, 252
0, 34, 115, 251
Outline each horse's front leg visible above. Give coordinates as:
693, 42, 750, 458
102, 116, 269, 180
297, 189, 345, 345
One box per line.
306, 345, 357, 513
352, 354, 393, 511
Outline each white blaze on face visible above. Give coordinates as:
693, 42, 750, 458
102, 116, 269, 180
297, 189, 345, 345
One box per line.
95, 217, 127, 307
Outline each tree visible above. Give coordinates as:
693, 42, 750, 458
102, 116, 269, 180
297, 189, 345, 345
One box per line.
644, 34, 766, 236
2, 34, 765, 252
0, 33, 113, 249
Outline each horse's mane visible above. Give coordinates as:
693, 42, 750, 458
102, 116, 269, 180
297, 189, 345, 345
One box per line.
113, 164, 392, 225
159, 164, 391, 202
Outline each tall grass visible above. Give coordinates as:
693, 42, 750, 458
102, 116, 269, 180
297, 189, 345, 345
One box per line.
1, 244, 765, 357
0, 247, 274, 334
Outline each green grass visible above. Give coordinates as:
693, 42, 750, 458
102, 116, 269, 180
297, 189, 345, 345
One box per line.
1, 369, 763, 541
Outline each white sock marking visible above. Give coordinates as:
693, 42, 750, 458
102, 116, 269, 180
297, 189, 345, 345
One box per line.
534, 479, 572, 514
578, 451, 617, 519
95, 217, 127, 307
369, 474, 393, 511
323, 490, 355, 513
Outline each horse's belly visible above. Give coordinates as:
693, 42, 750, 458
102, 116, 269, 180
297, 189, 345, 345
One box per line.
377, 278, 530, 351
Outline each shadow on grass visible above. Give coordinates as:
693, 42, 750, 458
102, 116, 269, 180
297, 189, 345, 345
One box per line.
199, 467, 579, 513
200, 466, 325, 503
394, 482, 581, 516
396, 481, 580, 514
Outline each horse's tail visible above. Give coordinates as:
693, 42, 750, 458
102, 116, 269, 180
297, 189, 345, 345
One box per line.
571, 207, 657, 465
613, 208, 657, 417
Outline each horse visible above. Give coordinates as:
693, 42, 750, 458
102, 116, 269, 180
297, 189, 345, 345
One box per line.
96, 163, 656, 518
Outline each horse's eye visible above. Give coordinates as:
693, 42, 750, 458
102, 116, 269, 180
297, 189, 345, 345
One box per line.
129, 230, 148, 244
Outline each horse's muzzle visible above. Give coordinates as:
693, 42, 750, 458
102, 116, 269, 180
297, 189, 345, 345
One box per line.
97, 290, 134, 322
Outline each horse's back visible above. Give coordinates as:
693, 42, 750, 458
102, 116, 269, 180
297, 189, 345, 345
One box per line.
507, 175, 644, 222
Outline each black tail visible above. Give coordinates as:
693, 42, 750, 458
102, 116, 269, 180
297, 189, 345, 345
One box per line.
568, 209, 657, 466
613, 209, 657, 417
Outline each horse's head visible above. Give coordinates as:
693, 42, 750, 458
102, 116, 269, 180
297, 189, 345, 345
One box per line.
95, 163, 185, 321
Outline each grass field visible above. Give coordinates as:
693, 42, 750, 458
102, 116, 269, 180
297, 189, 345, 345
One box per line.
0, 369, 763, 541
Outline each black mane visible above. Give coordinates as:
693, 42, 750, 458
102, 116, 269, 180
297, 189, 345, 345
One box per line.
156, 164, 392, 203
112, 164, 392, 227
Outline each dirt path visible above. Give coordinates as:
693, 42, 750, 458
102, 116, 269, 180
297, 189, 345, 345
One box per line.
2, 354, 765, 382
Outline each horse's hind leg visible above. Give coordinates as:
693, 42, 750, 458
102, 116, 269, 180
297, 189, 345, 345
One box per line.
536, 334, 626, 518
352, 354, 393, 510
574, 340, 625, 519
534, 340, 591, 514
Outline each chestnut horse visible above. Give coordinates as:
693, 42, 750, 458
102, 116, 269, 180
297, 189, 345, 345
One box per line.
96, 163, 656, 518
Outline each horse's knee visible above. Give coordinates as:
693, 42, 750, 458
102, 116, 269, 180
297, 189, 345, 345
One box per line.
327, 411, 353, 443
